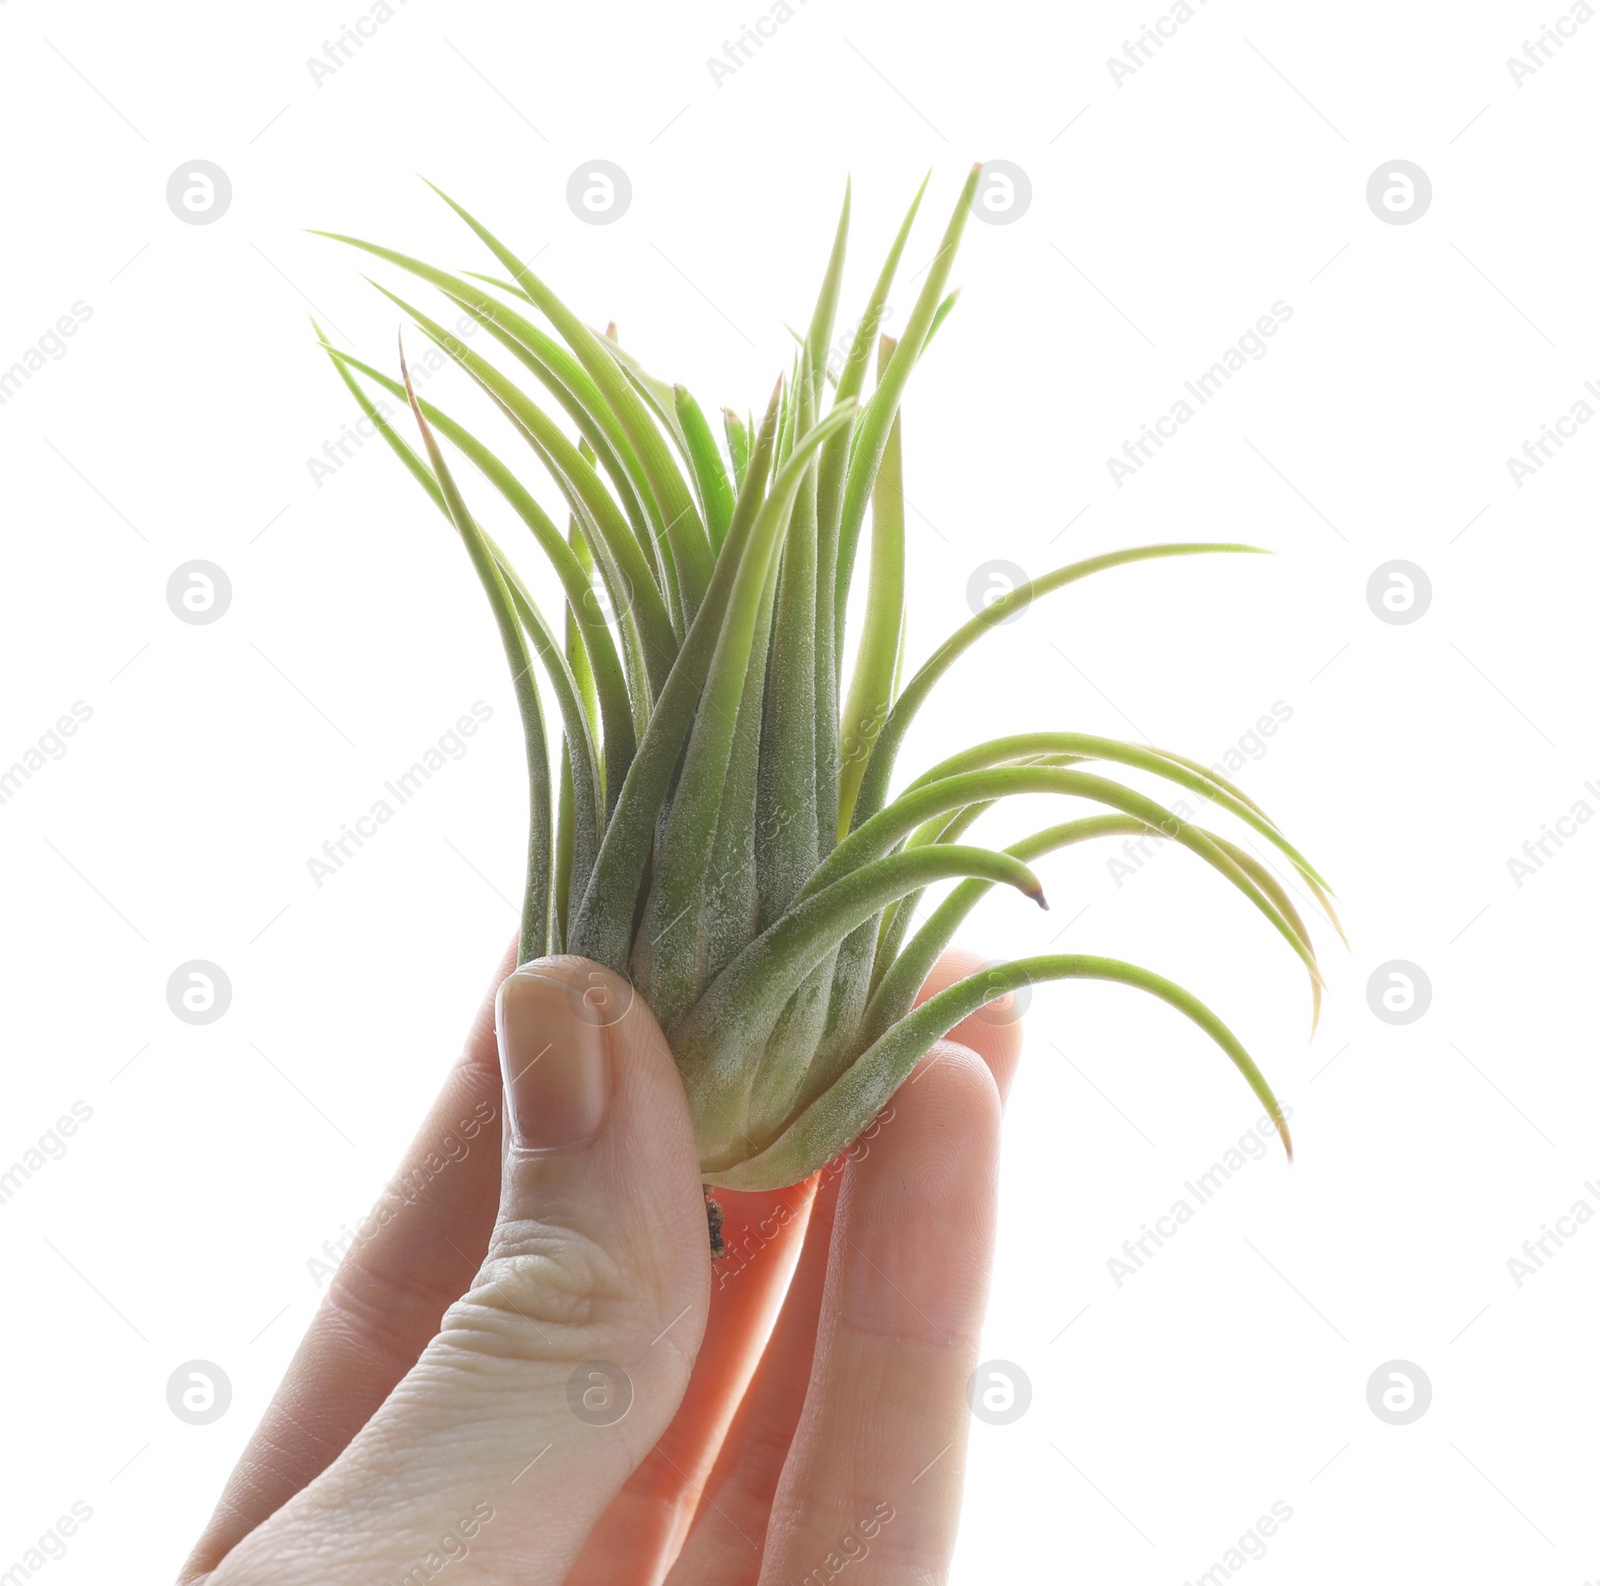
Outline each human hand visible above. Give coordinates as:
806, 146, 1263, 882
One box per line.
180, 945, 1024, 1585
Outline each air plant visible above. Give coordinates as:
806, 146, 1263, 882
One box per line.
311, 164, 1335, 1197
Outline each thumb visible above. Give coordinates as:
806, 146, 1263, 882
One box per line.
214, 957, 712, 1586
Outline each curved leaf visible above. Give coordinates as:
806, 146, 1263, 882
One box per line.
849, 544, 1270, 835
396, 336, 551, 961
705, 955, 1291, 1189
676, 843, 1047, 1158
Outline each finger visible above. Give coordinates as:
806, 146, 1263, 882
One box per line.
564, 1178, 816, 1585
207, 958, 712, 1586
914, 945, 1027, 1102
181, 940, 516, 1584
667, 947, 1021, 1584
755, 1041, 1002, 1586
664, 1167, 843, 1584
581, 939, 1030, 1586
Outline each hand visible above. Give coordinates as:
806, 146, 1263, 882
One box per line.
180, 946, 1024, 1585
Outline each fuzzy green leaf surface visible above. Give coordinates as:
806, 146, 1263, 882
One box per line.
318, 175, 1335, 1191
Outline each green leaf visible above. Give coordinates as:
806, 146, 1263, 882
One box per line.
836, 332, 906, 838
313, 231, 670, 597
813, 174, 930, 845
635, 393, 859, 1026
316, 336, 637, 799
723, 409, 751, 490
756, 363, 823, 930
807, 765, 1324, 999
815, 171, 928, 539
803, 179, 852, 396
706, 955, 1291, 1190
674, 385, 736, 552
318, 329, 601, 914
697, 528, 784, 1000
566, 383, 784, 972
903, 730, 1330, 893
923, 288, 960, 354
864, 815, 1148, 1044
421, 184, 715, 624
863, 809, 1325, 1053
553, 747, 576, 950
493, 555, 604, 905
395, 334, 552, 962
833, 165, 980, 649
676, 843, 1047, 1167
566, 439, 604, 747
595, 328, 691, 453
371, 280, 679, 702
869, 754, 1082, 980
849, 543, 1271, 834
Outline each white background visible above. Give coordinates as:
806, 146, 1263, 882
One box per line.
2, 0, 1597, 1580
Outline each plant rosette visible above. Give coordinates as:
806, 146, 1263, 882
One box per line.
313, 166, 1338, 1195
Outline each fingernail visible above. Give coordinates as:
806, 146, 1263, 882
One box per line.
496, 968, 612, 1152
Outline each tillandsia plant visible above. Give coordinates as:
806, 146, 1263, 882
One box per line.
312, 164, 1338, 1201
